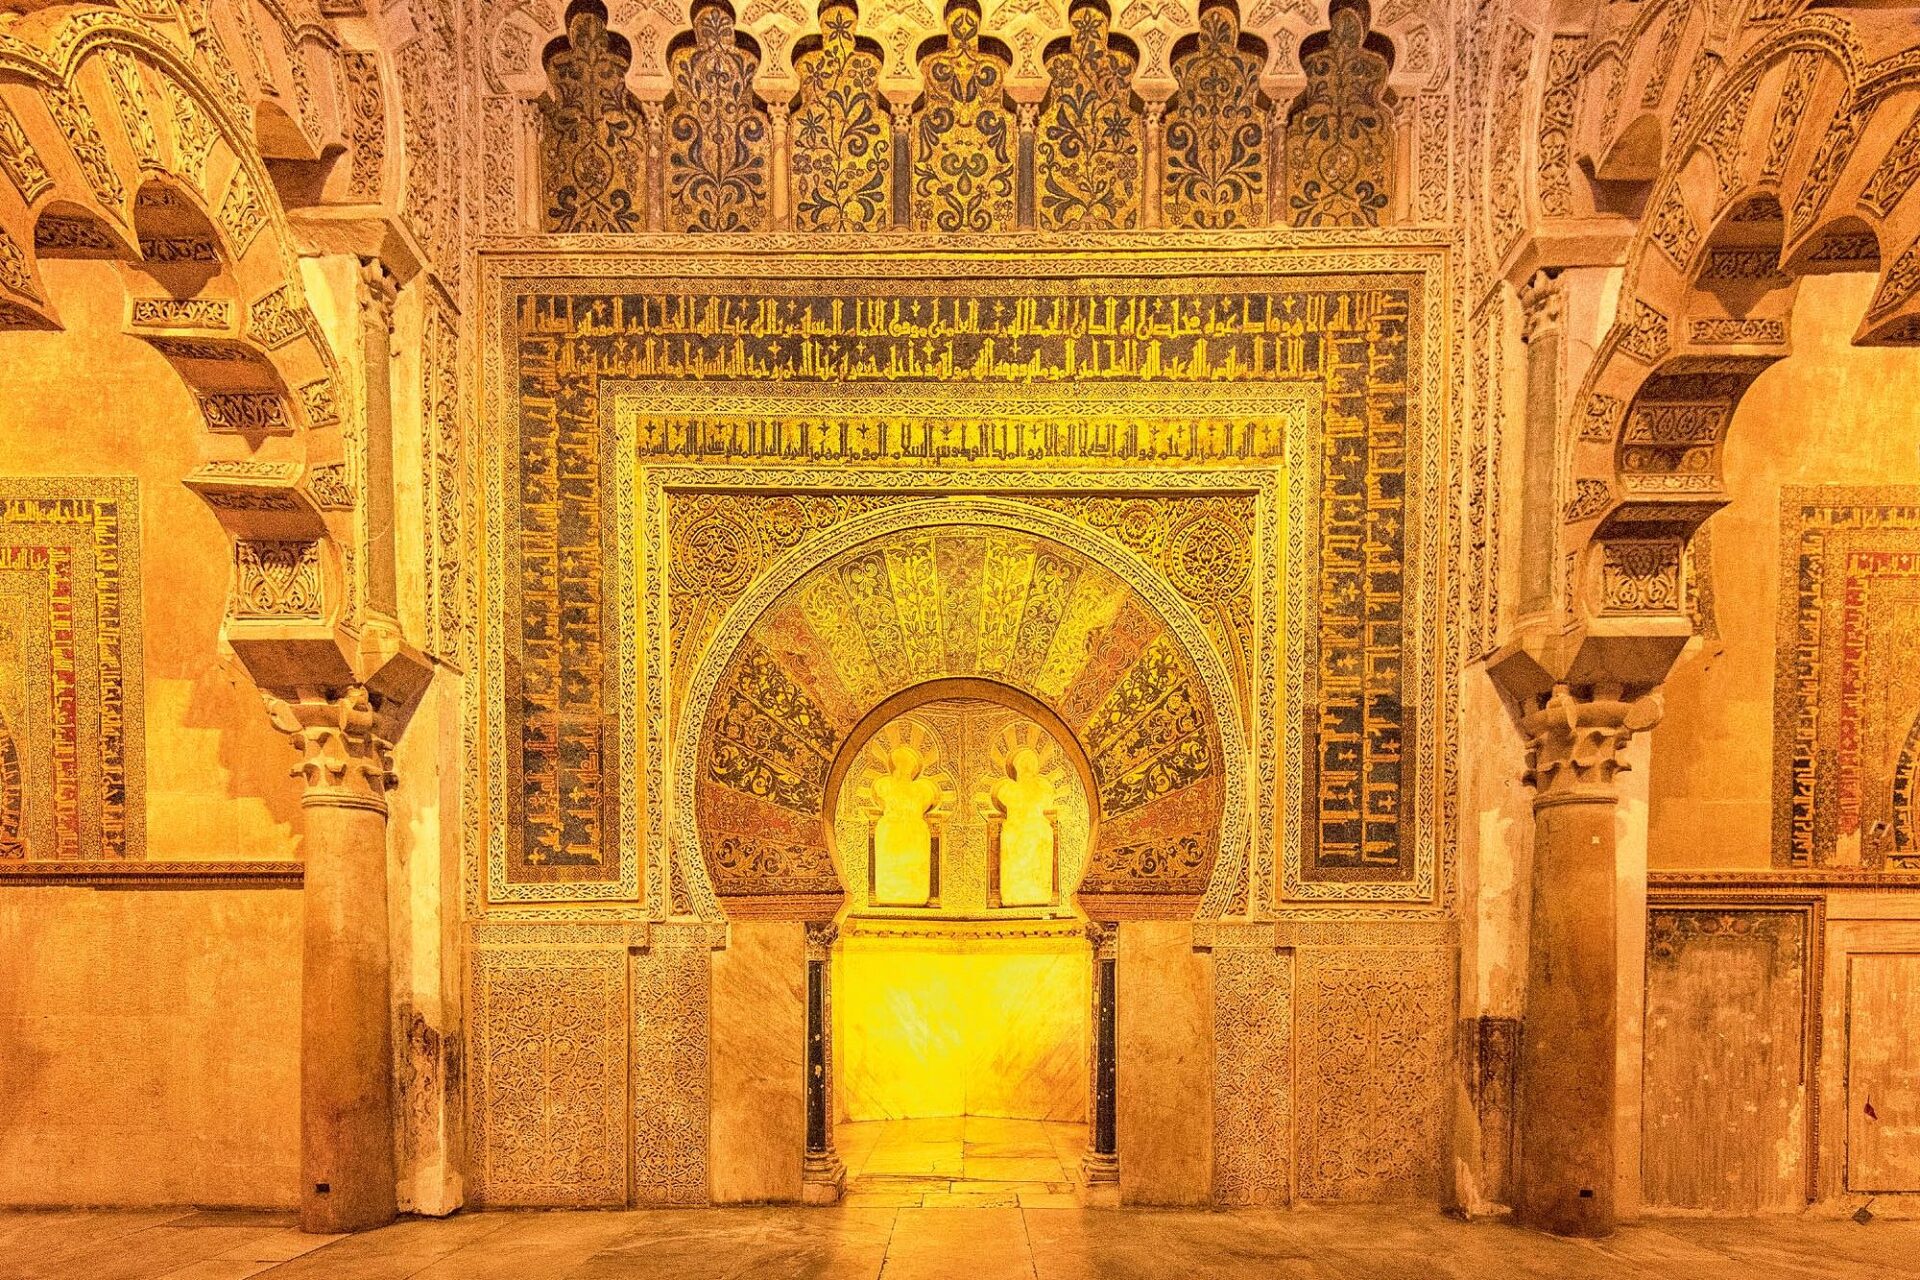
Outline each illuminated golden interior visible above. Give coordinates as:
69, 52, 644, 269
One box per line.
833, 696, 1090, 1124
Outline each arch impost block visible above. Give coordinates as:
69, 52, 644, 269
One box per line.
1485, 621, 1684, 711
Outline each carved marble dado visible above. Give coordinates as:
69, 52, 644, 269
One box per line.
0, 477, 144, 861
467, 944, 630, 1207
632, 932, 712, 1204
1212, 943, 1293, 1205
1294, 945, 1450, 1200
480, 237, 1448, 916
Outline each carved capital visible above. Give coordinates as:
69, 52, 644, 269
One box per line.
266, 685, 396, 811
1085, 919, 1117, 959
356, 257, 398, 336
1519, 683, 1662, 806
1519, 269, 1564, 343
804, 920, 839, 960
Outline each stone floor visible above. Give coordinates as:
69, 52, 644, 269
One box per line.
836, 1117, 1094, 1207
2, 1203, 1918, 1280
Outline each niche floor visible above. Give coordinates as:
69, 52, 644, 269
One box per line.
836, 1117, 1102, 1208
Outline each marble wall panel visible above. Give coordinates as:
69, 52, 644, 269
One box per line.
467, 945, 629, 1207
1295, 945, 1450, 1201
1643, 908, 1811, 1213
1117, 920, 1213, 1206
1846, 951, 1920, 1192
709, 920, 806, 1203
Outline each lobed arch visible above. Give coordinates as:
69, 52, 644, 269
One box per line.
479, 0, 1442, 126
1547, 8, 1920, 639
671, 498, 1249, 926
0, 7, 387, 689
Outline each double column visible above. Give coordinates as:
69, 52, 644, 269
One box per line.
271, 687, 400, 1235
1512, 682, 1660, 1236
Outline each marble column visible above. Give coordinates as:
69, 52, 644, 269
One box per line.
1141, 105, 1165, 229
1514, 683, 1660, 1237
767, 103, 792, 230
1015, 102, 1039, 229
890, 100, 914, 229
1082, 921, 1118, 1184
269, 686, 399, 1234
802, 921, 845, 1204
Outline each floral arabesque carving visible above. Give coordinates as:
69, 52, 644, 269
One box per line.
1036, 1, 1142, 230
1162, 2, 1268, 229
789, 0, 891, 231
912, 1, 1016, 233
1283, 0, 1393, 227
541, 0, 648, 232
666, 0, 772, 232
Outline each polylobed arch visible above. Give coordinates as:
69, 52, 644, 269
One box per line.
1550, 9, 1920, 640
0, 8, 396, 691
820, 674, 1106, 905
673, 498, 1248, 927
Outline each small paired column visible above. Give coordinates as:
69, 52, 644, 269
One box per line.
802, 921, 846, 1204
270, 686, 399, 1235
1514, 683, 1660, 1237
1082, 921, 1119, 1184
1141, 105, 1165, 230
355, 260, 399, 621
767, 103, 792, 230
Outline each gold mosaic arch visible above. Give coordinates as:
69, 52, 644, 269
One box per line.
671, 497, 1249, 922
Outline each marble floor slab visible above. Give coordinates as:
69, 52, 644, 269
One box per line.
837, 1117, 1092, 1208
4, 1204, 1918, 1279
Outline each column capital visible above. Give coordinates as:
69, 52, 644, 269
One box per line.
266, 685, 396, 812
1519, 683, 1662, 806
804, 920, 839, 960
1519, 268, 1564, 342
356, 257, 399, 336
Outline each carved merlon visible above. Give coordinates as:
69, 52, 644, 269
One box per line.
1519, 683, 1663, 805
266, 686, 397, 811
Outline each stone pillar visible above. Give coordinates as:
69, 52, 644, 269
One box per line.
1517, 271, 1565, 617
1514, 683, 1660, 1237
1082, 921, 1118, 1184
767, 102, 792, 230
269, 687, 399, 1234
1015, 101, 1039, 229
641, 102, 667, 231
356, 260, 399, 621
890, 100, 914, 229
802, 921, 845, 1204
1141, 105, 1164, 229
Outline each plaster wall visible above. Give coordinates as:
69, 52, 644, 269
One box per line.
0, 259, 300, 859
0, 884, 302, 1206
1649, 272, 1920, 870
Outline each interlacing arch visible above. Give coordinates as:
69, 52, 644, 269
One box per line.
0, 3, 405, 689
1528, 5, 1920, 638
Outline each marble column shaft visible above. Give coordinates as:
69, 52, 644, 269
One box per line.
270, 687, 399, 1235
1515, 684, 1659, 1237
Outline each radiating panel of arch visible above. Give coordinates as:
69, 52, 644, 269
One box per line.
674, 499, 1248, 922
